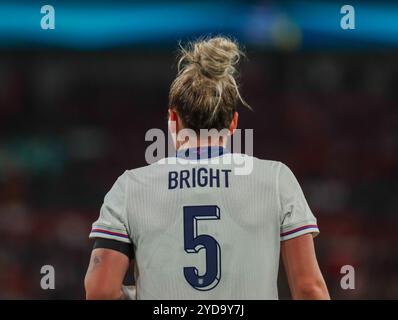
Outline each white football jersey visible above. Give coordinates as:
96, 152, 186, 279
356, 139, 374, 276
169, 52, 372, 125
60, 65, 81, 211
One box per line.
89, 147, 319, 299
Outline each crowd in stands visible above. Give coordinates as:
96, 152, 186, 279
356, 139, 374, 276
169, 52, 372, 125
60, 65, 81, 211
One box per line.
0, 51, 397, 299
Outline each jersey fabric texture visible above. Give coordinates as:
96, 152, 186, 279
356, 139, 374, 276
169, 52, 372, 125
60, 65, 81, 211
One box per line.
89, 147, 319, 299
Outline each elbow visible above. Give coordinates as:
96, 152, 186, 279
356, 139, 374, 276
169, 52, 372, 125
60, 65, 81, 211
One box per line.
294, 279, 330, 300
85, 277, 121, 300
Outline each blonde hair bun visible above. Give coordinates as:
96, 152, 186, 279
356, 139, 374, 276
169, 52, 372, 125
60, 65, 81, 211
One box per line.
185, 36, 242, 80
169, 36, 250, 131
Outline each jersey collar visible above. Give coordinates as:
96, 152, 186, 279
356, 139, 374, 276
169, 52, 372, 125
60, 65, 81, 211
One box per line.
176, 146, 229, 160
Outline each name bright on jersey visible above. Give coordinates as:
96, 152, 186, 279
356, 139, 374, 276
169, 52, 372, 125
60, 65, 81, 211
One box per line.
168, 168, 232, 189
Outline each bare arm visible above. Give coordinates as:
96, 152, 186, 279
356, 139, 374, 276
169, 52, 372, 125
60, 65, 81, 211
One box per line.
84, 248, 130, 300
281, 234, 330, 300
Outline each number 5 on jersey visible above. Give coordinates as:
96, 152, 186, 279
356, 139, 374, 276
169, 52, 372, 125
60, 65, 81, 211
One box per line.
183, 205, 221, 291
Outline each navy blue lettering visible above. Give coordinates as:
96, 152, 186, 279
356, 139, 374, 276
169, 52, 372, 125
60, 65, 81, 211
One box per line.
221, 169, 232, 187
168, 171, 178, 189
209, 168, 220, 188
197, 168, 208, 187
180, 170, 191, 189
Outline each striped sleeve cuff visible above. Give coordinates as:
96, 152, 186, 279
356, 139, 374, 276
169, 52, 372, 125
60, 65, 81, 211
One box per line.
89, 226, 132, 244
280, 223, 319, 241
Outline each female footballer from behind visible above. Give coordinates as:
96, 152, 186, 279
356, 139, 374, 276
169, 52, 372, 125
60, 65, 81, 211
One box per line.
84, 36, 330, 300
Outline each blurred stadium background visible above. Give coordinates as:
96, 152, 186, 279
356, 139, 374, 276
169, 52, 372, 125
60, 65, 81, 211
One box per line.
0, 0, 397, 299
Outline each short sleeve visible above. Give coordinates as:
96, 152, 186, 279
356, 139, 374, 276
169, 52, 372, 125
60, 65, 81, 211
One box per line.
89, 172, 132, 244
278, 162, 319, 241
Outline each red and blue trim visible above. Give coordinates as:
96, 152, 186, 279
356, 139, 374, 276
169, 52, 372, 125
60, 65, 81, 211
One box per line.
281, 224, 319, 237
91, 228, 130, 239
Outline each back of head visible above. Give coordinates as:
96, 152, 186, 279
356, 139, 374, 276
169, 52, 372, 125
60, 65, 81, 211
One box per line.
169, 36, 250, 131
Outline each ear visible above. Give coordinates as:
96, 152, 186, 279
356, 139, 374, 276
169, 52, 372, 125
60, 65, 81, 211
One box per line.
229, 112, 239, 135
168, 108, 179, 132
168, 108, 178, 122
